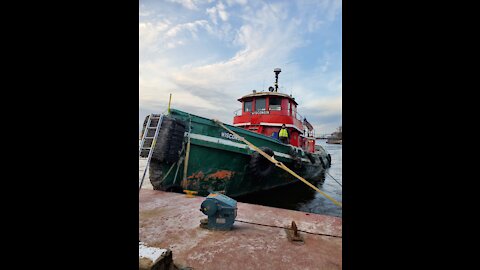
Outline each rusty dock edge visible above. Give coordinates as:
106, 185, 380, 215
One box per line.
140, 190, 342, 270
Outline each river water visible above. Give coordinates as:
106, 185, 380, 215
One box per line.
140, 139, 342, 218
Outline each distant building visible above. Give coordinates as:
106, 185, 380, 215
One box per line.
326, 126, 342, 144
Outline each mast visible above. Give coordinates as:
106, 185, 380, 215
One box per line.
274, 68, 281, 92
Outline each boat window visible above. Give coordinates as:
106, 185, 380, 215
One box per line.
269, 97, 282, 111
255, 97, 266, 111
244, 100, 252, 112
288, 101, 291, 115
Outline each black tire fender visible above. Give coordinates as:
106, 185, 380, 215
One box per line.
306, 152, 316, 164
249, 147, 275, 178
142, 115, 186, 163
149, 160, 164, 190
288, 147, 303, 169
318, 156, 326, 168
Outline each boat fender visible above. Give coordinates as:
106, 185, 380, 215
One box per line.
306, 152, 316, 164
149, 160, 164, 190
318, 156, 326, 168
326, 154, 332, 167
151, 116, 186, 163
249, 147, 275, 178
288, 147, 303, 169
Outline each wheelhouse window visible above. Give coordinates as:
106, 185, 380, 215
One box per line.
244, 100, 252, 112
288, 101, 291, 115
255, 97, 266, 111
269, 97, 282, 111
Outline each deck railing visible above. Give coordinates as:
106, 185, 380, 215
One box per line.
233, 108, 305, 122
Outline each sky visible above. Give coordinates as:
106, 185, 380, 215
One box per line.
139, 0, 342, 135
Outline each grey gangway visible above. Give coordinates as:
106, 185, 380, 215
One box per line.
139, 114, 163, 191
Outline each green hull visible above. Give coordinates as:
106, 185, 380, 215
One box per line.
148, 109, 331, 197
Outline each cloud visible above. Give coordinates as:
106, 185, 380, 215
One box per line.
140, 4, 306, 127
167, 3, 307, 105
326, 0, 342, 21
226, 0, 248, 6
217, 2, 229, 21
139, 19, 210, 52
206, 6, 218, 24
299, 96, 342, 134
139, 10, 151, 17
206, 1, 229, 25
168, 0, 199, 10
140, 0, 342, 133
165, 20, 209, 38
302, 96, 342, 117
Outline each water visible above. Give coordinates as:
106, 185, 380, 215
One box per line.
140, 139, 342, 218
236, 139, 342, 217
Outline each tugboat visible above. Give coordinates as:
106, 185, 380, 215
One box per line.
141, 68, 332, 197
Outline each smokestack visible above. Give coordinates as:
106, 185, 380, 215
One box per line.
274, 68, 281, 92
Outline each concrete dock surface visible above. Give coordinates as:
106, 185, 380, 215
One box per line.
140, 189, 342, 270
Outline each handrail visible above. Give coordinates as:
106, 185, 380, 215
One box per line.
233, 108, 304, 119
233, 109, 307, 129
294, 110, 304, 122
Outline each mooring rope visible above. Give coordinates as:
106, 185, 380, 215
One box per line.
181, 116, 193, 189
235, 219, 342, 238
160, 161, 177, 184
326, 171, 342, 187
213, 119, 342, 208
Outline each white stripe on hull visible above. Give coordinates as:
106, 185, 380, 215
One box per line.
186, 132, 310, 162
233, 122, 303, 133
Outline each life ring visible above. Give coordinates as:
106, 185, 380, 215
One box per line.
249, 147, 275, 178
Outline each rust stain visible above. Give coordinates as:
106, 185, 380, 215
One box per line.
187, 171, 205, 179
205, 170, 234, 180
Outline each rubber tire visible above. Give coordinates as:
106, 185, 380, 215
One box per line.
306, 152, 316, 164
149, 160, 164, 190
319, 156, 326, 169
288, 148, 303, 170
249, 147, 275, 179
154, 117, 186, 163
158, 119, 185, 163
326, 154, 332, 167
141, 116, 186, 163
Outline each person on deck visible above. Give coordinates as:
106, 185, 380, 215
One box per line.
279, 124, 289, 144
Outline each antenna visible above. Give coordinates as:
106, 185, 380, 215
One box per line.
274, 68, 281, 92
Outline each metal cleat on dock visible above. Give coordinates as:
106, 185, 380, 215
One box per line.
286, 221, 304, 243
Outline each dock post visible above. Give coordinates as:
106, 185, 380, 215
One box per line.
167, 93, 172, 114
